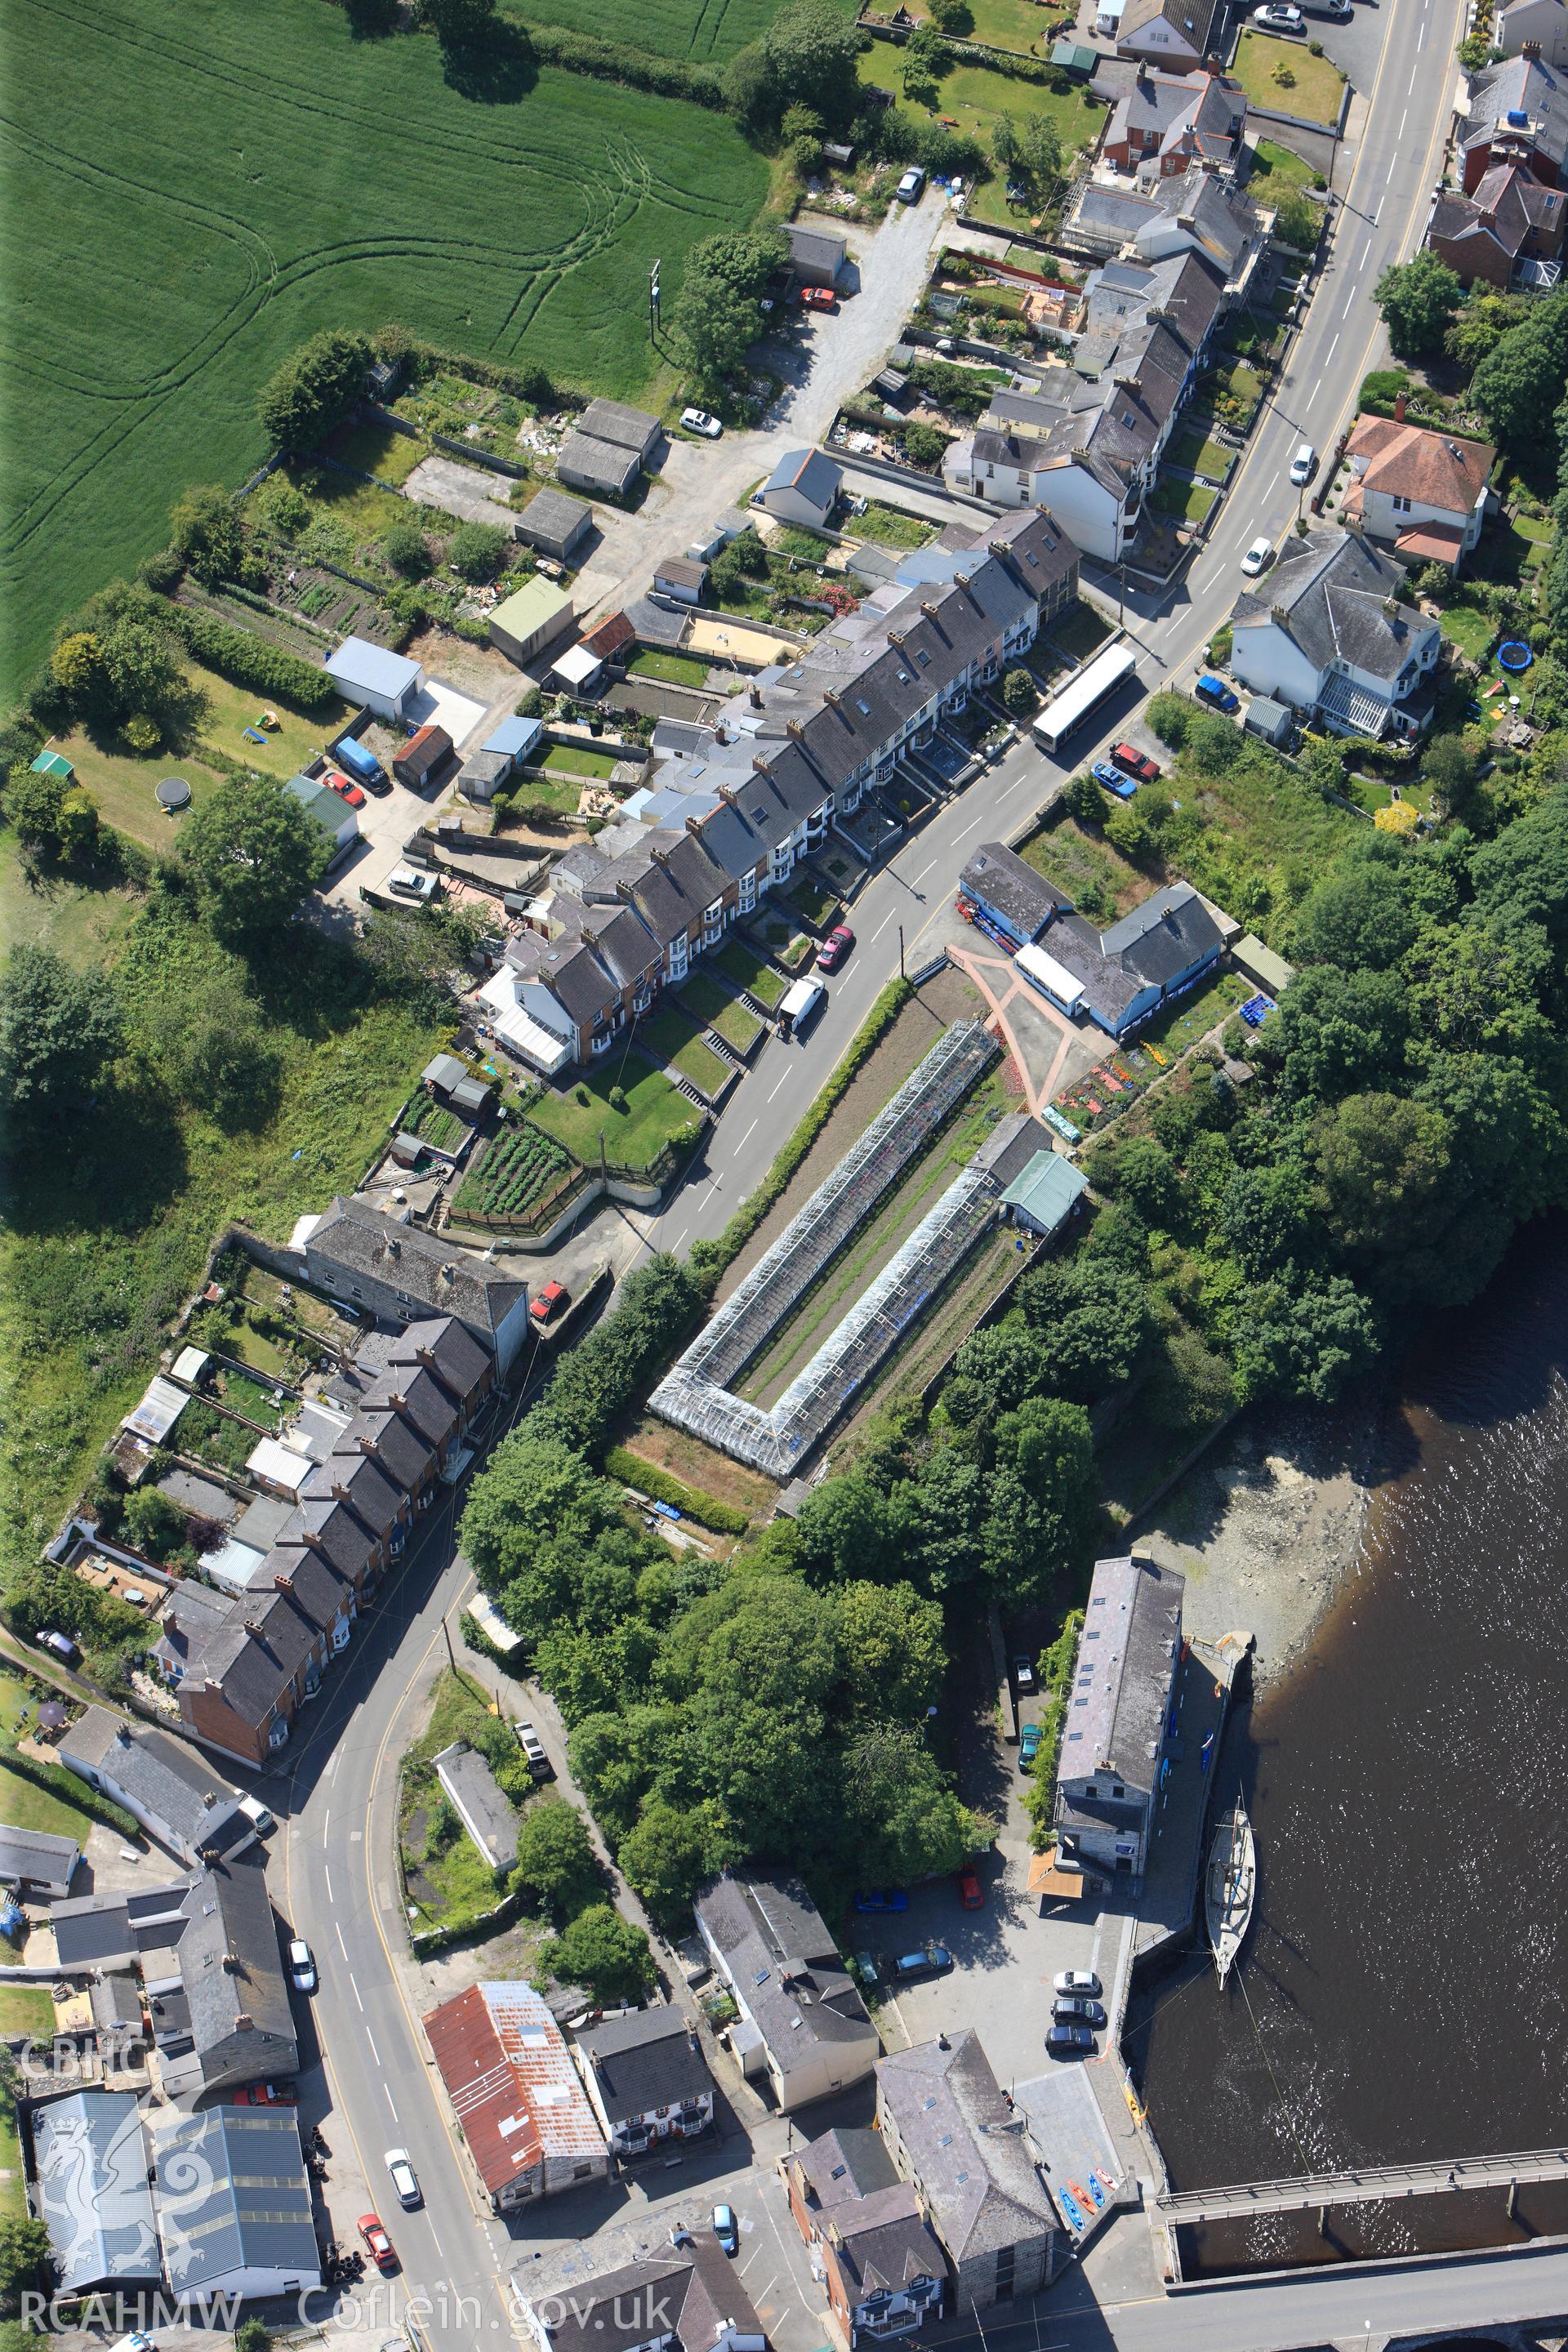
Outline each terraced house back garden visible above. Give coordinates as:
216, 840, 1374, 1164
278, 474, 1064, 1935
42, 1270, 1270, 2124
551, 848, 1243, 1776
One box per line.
2, 0, 768, 693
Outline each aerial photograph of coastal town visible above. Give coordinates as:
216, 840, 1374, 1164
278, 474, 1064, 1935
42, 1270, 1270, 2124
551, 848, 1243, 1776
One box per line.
7, 0, 1568, 2345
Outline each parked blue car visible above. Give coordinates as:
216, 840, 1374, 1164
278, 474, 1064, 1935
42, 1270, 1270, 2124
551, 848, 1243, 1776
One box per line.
1020, 1722, 1042, 1771
893, 1943, 954, 1981
1091, 760, 1137, 799
854, 1887, 909, 1913
1194, 673, 1241, 713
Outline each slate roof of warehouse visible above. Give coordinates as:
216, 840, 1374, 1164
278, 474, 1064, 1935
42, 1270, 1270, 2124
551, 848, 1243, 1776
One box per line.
786, 220, 848, 274
1232, 527, 1432, 683
154, 2106, 318, 2295
52, 1879, 191, 1969
877, 2030, 1060, 2255
179, 1848, 296, 2064
1103, 881, 1225, 983
423, 1981, 605, 2197
960, 842, 1072, 939
518, 485, 595, 545
1062, 1552, 1185, 1789
33, 2091, 159, 2292
305, 1198, 527, 1345
573, 2007, 711, 2124
60, 1708, 249, 1860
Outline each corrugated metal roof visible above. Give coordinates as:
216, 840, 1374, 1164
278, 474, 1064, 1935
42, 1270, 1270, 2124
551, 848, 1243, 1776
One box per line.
424, 1982, 604, 2194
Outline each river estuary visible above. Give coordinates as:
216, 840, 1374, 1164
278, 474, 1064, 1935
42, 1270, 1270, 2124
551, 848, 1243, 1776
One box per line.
1129, 1222, 1568, 2273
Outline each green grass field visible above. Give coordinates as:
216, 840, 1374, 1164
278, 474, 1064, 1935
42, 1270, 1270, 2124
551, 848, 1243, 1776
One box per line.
857, 50, 1102, 213
541, 744, 620, 780
2, 0, 769, 697
642, 1004, 733, 1094
1231, 31, 1345, 123
1168, 429, 1235, 483
717, 936, 786, 1008
627, 648, 712, 688
529, 1049, 694, 1167
677, 969, 764, 1052
1152, 478, 1218, 524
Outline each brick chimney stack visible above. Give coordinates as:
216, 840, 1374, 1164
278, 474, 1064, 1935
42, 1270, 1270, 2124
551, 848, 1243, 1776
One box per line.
1394, 389, 1407, 421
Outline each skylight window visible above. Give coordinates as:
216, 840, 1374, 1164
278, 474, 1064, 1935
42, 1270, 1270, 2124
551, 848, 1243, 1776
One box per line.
856, 698, 871, 715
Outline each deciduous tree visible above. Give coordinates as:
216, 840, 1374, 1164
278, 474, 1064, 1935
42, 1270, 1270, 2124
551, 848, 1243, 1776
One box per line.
177, 776, 328, 946
1374, 252, 1462, 359
258, 329, 372, 454
0, 946, 122, 1125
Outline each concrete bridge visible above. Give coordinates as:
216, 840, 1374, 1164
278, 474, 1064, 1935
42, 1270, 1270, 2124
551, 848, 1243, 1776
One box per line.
1156, 2145, 1568, 2225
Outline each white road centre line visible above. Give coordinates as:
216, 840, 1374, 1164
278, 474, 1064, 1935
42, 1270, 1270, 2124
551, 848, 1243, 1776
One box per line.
1398, 105, 1408, 138
955, 811, 990, 839
868, 905, 898, 945
336, 1922, 350, 1959
323, 1864, 333, 1900
1325, 331, 1341, 368
350, 1977, 364, 2013
736, 1119, 757, 1151
323, 1811, 329, 1840
670, 1226, 688, 1250
911, 858, 938, 884
366, 2029, 381, 2066
768, 1068, 792, 1099
385, 2087, 399, 2120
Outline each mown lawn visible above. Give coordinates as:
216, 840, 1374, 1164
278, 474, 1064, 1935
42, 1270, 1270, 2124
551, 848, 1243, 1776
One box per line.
1437, 601, 1495, 662
717, 938, 787, 1009
678, 970, 764, 1054
49, 662, 345, 852
1168, 430, 1235, 483
1152, 478, 1218, 524
1230, 31, 1345, 123
3, 0, 769, 696
898, 0, 1054, 52
1250, 136, 1320, 195
529, 1049, 695, 1168
627, 648, 712, 688
642, 1004, 733, 1095
541, 744, 620, 781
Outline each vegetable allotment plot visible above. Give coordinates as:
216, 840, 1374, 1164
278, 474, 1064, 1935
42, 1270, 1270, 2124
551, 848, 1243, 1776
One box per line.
0, 0, 768, 697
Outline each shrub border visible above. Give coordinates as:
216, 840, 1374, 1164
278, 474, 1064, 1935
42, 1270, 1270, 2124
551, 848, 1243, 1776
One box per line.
602, 1446, 751, 1535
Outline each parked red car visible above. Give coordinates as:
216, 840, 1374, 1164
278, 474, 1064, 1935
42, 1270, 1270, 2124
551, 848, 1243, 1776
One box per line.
529, 1279, 570, 1327
958, 1863, 984, 1909
1111, 742, 1160, 785
326, 768, 367, 808
359, 2215, 398, 2274
816, 924, 855, 973
233, 2082, 297, 2107
798, 286, 839, 312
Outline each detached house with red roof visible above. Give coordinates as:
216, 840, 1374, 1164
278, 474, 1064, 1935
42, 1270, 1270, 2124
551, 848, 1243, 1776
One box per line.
1101, 65, 1245, 179
1341, 408, 1496, 573
1428, 162, 1566, 287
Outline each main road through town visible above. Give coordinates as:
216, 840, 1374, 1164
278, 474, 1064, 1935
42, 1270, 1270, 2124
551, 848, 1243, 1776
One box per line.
275, 6, 1515, 2345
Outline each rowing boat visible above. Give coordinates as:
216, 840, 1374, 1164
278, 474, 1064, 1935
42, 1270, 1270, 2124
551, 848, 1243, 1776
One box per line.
1205, 1802, 1255, 1985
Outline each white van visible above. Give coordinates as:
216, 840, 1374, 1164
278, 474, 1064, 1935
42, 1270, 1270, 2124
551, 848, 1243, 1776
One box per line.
238, 1793, 274, 1836
778, 978, 826, 1036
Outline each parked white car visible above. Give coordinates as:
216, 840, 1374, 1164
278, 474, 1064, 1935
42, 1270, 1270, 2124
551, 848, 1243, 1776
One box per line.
1241, 536, 1275, 577
1253, 3, 1304, 28
896, 167, 926, 203
1054, 1969, 1102, 1998
385, 2149, 422, 2208
681, 408, 723, 439
1289, 443, 1316, 487
287, 1937, 317, 1994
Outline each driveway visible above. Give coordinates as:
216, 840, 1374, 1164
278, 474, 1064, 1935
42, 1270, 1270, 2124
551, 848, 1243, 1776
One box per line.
570, 191, 954, 630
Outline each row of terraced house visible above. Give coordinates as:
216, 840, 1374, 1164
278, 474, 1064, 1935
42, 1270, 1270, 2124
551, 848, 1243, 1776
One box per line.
474, 508, 1080, 1076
